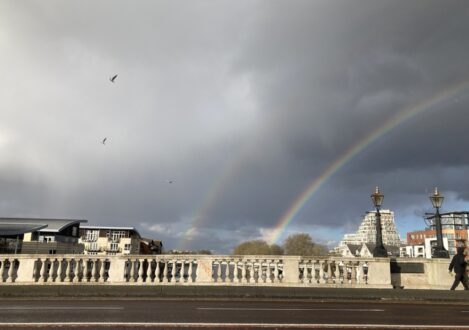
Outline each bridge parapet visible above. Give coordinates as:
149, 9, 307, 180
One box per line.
0, 254, 452, 289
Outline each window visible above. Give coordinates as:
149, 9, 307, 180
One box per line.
124, 244, 131, 251
109, 243, 119, 251
85, 230, 99, 241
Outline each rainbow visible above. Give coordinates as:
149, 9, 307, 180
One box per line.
179, 145, 252, 250
266, 80, 469, 245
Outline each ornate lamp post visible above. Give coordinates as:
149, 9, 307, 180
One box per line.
429, 187, 449, 258
371, 186, 387, 257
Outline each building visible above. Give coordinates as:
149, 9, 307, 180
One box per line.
140, 238, 163, 254
0, 217, 86, 254
406, 211, 469, 257
79, 225, 149, 255
360, 243, 400, 257
400, 245, 425, 258
334, 209, 402, 256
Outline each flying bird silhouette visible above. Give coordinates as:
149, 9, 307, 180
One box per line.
166, 179, 175, 184
101, 137, 107, 145
109, 74, 118, 83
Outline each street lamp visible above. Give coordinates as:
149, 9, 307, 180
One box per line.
429, 187, 449, 258
371, 186, 388, 257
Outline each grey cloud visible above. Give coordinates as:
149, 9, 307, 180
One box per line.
1, 0, 469, 252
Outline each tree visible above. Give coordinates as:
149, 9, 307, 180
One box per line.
283, 233, 327, 256
269, 244, 284, 255
232, 240, 284, 255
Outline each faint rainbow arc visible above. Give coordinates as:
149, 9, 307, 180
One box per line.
267, 81, 469, 245
178, 147, 250, 250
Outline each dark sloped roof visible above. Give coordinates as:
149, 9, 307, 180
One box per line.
346, 244, 362, 256
0, 223, 48, 236
0, 218, 87, 233
364, 243, 401, 256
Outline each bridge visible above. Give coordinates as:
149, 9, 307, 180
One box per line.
0, 254, 455, 290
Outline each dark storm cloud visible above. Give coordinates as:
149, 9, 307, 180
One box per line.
1, 0, 469, 252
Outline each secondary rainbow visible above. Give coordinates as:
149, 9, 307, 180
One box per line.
179, 145, 252, 250
267, 80, 469, 245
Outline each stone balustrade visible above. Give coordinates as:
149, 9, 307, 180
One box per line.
0, 254, 395, 287
0, 254, 456, 289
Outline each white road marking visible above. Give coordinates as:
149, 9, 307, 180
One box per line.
0, 323, 467, 329
0, 307, 123, 310
197, 307, 385, 312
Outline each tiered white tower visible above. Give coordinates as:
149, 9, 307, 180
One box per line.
335, 209, 402, 255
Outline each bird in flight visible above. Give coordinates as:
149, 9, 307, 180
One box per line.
166, 179, 175, 184
109, 74, 118, 83
101, 137, 107, 145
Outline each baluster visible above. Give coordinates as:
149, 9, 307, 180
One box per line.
273, 261, 279, 283
328, 261, 333, 284
148, 260, 154, 283
305, 262, 311, 284
298, 261, 303, 283
99, 259, 107, 283
138, 259, 146, 283
318, 261, 324, 284
233, 260, 241, 283
72, 259, 81, 283
241, 261, 247, 283
193, 261, 198, 282
266, 261, 272, 283
164, 260, 171, 283
7, 259, 16, 283
230, 261, 235, 283
338, 261, 344, 284
260, 261, 266, 283
346, 262, 353, 284
187, 260, 193, 283
157, 260, 163, 283
163, 260, 169, 283
0, 259, 5, 283
41, 259, 49, 283
55, 258, 63, 282
128, 259, 135, 282
217, 261, 222, 283
83, 259, 90, 282
170, 260, 177, 283
353, 262, 359, 284
64, 259, 72, 282
92, 259, 99, 282
155, 260, 161, 283
362, 262, 369, 284
253, 261, 259, 283
228, 261, 234, 283
211, 260, 216, 282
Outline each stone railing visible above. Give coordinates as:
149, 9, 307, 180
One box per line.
0, 254, 397, 287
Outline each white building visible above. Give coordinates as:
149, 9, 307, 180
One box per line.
79, 226, 142, 255
400, 238, 449, 258
335, 210, 402, 256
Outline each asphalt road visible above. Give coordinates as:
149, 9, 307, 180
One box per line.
0, 298, 468, 329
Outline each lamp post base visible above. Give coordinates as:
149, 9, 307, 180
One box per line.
432, 248, 450, 259
373, 246, 388, 258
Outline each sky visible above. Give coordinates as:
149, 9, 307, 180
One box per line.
1, 0, 469, 253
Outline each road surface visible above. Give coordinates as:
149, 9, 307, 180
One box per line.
0, 298, 467, 329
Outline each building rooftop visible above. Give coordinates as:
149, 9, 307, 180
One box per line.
0, 223, 48, 236
80, 225, 141, 238
0, 217, 87, 234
